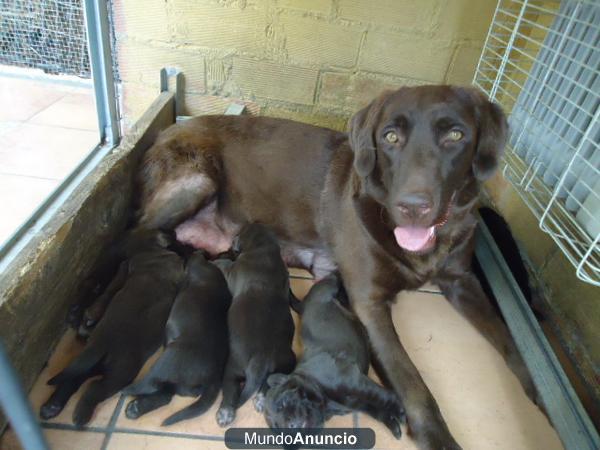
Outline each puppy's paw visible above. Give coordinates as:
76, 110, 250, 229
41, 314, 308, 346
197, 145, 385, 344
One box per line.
253, 393, 265, 413
125, 399, 142, 420
40, 401, 63, 420
384, 413, 403, 440
216, 407, 235, 427
72, 403, 94, 428
76, 323, 92, 339
66, 304, 84, 328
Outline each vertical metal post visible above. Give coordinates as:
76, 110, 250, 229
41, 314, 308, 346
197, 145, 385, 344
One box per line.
83, 0, 120, 146
0, 341, 49, 450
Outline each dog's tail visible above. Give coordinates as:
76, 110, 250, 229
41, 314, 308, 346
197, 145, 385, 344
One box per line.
289, 289, 303, 314
47, 345, 104, 385
237, 357, 270, 407
162, 383, 220, 426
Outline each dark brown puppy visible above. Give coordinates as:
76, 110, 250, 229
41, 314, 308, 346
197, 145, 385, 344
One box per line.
67, 234, 196, 338
66, 239, 128, 335
215, 223, 296, 427
40, 230, 184, 427
137, 85, 534, 449
264, 274, 404, 436
124, 250, 231, 426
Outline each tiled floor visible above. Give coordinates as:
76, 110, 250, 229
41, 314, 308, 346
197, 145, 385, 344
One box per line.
0, 271, 563, 450
0, 67, 99, 246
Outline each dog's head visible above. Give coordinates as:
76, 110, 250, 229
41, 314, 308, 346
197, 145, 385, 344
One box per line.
264, 374, 327, 430
349, 85, 507, 253
233, 223, 279, 252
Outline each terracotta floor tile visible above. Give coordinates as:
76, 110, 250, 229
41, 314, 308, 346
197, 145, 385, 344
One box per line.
0, 123, 97, 180
29, 92, 98, 132
387, 290, 563, 450
0, 77, 66, 122
29, 330, 119, 428
0, 173, 59, 245
290, 277, 314, 300
106, 433, 226, 450
322, 411, 355, 429
0, 428, 105, 450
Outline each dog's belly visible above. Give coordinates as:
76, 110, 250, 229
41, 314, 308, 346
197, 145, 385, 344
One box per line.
175, 201, 239, 255
175, 203, 336, 277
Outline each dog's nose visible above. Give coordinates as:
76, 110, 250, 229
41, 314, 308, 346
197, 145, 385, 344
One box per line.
396, 193, 433, 218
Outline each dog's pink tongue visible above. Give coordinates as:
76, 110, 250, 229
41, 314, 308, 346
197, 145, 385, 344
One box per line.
394, 226, 434, 252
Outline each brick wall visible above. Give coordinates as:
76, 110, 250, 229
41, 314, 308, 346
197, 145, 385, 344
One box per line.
113, 0, 497, 130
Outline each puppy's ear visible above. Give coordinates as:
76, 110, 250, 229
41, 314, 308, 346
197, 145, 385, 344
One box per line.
267, 373, 288, 388
348, 92, 390, 177
461, 88, 508, 181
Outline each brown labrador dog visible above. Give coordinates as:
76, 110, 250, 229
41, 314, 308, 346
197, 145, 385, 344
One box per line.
136, 85, 535, 449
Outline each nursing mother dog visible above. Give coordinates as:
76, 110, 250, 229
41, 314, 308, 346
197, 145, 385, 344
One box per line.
136, 85, 536, 450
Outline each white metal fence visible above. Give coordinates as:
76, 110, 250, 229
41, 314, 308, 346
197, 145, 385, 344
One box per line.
474, 0, 600, 286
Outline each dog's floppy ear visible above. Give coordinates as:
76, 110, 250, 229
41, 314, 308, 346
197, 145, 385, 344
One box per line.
348, 92, 390, 177
267, 373, 288, 388
462, 88, 508, 181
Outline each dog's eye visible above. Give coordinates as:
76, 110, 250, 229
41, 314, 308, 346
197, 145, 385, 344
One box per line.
384, 131, 399, 144
446, 130, 463, 142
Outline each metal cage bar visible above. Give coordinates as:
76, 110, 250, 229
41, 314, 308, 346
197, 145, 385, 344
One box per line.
475, 221, 600, 450
83, 0, 120, 146
474, 0, 600, 286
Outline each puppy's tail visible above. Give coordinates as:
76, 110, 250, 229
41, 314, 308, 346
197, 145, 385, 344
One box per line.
162, 383, 220, 426
237, 357, 269, 407
123, 375, 159, 396
289, 289, 303, 314
123, 349, 172, 396
47, 345, 104, 385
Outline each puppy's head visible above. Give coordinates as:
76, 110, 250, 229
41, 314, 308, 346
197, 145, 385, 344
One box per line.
303, 272, 346, 305
233, 223, 279, 252
185, 249, 210, 272
348, 85, 507, 254
264, 374, 327, 430
123, 228, 173, 256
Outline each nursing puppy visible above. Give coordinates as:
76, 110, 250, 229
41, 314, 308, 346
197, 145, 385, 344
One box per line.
215, 223, 296, 427
68, 235, 196, 338
124, 250, 232, 425
66, 237, 129, 336
40, 230, 184, 426
264, 274, 404, 437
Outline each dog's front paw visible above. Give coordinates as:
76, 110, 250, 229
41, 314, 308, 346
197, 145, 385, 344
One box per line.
253, 392, 266, 413
384, 413, 403, 439
216, 407, 235, 427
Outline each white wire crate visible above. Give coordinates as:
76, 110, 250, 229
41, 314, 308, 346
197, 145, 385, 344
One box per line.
474, 0, 600, 286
